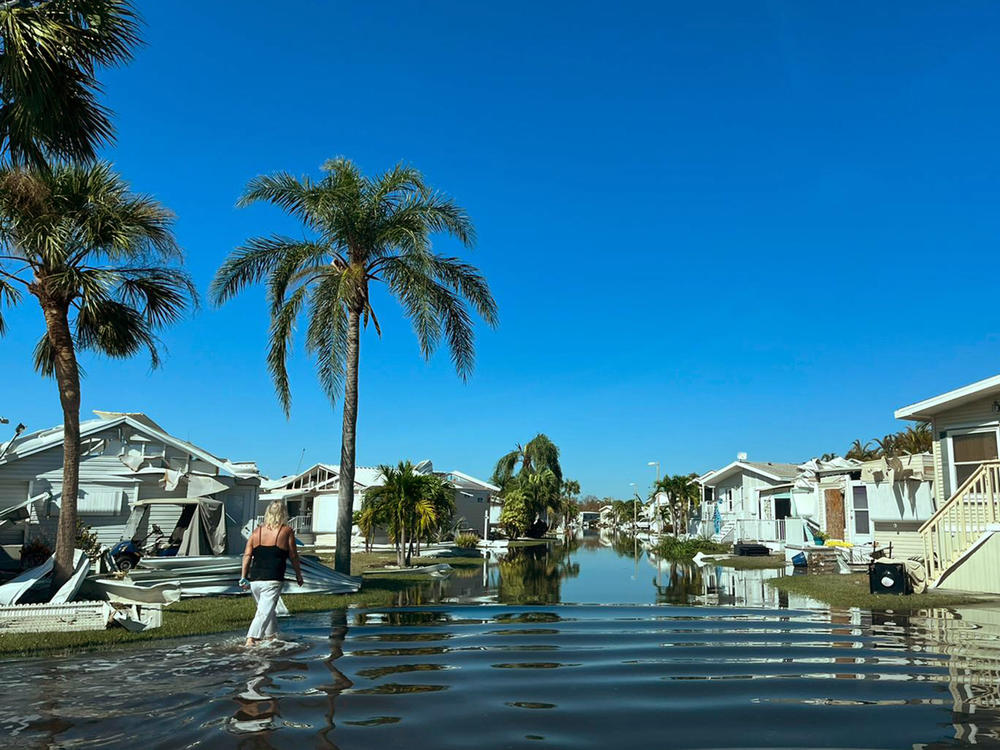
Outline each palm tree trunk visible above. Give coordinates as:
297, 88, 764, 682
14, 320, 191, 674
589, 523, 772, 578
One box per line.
334, 310, 361, 575
41, 300, 81, 592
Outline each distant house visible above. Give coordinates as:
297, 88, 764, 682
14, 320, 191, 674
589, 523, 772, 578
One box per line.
896, 375, 1000, 591
697, 456, 806, 548
259, 462, 385, 544
260, 460, 500, 546
433, 470, 501, 537
0, 412, 261, 555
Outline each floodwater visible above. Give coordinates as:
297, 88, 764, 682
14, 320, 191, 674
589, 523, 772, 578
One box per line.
4, 535, 1000, 749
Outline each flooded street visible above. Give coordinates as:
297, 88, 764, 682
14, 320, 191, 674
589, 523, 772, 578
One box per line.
4, 536, 1000, 748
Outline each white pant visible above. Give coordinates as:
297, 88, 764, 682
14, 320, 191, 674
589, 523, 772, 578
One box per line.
248, 580, 283, 640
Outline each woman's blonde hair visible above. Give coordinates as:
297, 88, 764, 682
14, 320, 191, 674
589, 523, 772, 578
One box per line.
262, 500, 289, 530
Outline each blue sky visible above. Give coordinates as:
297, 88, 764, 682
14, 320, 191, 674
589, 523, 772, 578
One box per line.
3, 1, 1000, 498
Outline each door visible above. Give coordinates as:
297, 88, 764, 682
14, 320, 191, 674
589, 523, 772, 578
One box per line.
948, 429, 999, 495
824, 489, 845, 540
850, 486, 872, 545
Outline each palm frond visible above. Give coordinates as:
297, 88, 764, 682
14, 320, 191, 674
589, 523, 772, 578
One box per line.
266, 286, 309, 415
428, 254, 498, 327
304, 271, 350, 404
0, 0, 141, 167
264, 241, 332, 315
74, 294, 160, 366
210, 235, 308, 305
0, 275, 22, 335
116, 267, 197, 326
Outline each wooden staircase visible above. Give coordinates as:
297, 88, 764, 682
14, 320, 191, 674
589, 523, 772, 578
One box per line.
919, 461, 1000, 586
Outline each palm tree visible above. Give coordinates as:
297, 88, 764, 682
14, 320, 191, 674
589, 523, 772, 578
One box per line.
212, 159, 497, 575
0, 163, 194, 587
875, 434, 898, 460
492, 433, 562, 490
0, 0, 141, 168
362, 462, 452, 567
845, 439, 878, 461
898, 423, 932, 455
653, 474, 699, 536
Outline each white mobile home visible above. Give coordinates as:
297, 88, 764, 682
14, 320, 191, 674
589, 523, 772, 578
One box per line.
260, 460, 499, 546
434, 470, 501, 537
0, 412, 260, 556
698, 457, 806, 548
896, 375, 1000, 591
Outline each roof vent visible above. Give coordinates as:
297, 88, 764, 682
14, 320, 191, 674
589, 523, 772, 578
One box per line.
737, 452, 748, 462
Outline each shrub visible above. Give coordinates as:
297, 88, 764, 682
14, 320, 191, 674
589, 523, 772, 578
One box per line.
651, 536, 730, 560
499, 493, 531, 538
454, 532, 480, 549
75, 520, 103, 560
20, 537, 52, 568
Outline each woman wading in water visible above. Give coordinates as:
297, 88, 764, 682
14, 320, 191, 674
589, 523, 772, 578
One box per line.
240, 500, 304, 647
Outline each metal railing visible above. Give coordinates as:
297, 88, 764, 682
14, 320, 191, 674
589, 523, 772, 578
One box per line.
250, 514, 313, 535
920, 461, 1000, 583
732, 517, 806, 544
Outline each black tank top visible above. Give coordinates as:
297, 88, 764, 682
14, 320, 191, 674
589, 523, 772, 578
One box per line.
249, 528, 290, 581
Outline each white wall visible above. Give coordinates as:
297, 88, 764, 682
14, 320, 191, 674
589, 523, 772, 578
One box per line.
930, 394, 999, 499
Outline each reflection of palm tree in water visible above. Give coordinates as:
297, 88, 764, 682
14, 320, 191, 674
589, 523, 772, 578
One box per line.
497, 542, 581, 604
230, 610, 353, 747
651, 561, 706, 605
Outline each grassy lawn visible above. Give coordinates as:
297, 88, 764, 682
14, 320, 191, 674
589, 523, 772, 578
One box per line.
0, 550, 493, 658
715, 555, 787, 570
766, 573, 995, 610
0, 548, 490, 659
0, 577, 425, 659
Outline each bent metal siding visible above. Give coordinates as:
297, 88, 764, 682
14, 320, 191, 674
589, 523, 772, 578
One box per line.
0, 423, 259, 552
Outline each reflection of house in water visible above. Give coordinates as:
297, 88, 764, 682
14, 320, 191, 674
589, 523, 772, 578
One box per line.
911, 606, 1000, 745
645, 555, 819, 610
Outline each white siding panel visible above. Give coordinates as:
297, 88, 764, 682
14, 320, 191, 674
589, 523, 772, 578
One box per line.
938, 532, 1000, 594
931, 395, 1000, 498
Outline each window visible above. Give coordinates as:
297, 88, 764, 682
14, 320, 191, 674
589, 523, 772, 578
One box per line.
704, 486, 714, 503
852, 486, 869, 536
952, 431, 998, 486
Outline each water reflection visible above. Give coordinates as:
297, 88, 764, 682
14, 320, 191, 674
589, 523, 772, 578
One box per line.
425, 533, 802, 608
6, 543, 1000, 748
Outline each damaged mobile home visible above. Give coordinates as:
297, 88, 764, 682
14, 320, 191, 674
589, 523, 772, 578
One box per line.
0, 411, 262, 558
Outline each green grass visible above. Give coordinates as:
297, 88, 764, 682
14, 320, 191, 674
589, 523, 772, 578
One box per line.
715, 555, 787, 570
0, 575, 424, 659
766, 573, 994, 611
0, 550, 492, 659
651, 537, 731, 560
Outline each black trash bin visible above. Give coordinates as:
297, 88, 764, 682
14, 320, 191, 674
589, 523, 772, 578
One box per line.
734, 543, 770, 557
869, 561, 912, 595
